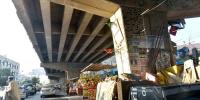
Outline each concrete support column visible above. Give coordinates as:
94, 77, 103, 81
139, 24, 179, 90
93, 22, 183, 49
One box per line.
110, 6, 173, 76
110, 8, 131, 76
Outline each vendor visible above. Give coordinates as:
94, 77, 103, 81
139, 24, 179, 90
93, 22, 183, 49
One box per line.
69, 81, 77, 96
76, 81, 83, 95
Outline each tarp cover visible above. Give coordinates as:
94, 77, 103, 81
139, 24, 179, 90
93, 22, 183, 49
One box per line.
81, 63, 116, 72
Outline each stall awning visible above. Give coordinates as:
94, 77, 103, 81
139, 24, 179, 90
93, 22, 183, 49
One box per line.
81, 63, 116, 72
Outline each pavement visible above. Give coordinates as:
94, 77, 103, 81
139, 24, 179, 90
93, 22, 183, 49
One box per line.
25, 92, 85, 100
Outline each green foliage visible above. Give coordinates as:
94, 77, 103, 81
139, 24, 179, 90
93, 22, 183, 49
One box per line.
0, 68, 11, 86
21, 78, 32, 85
0, 68, 11, 76
31, 77, 40, 85
20, 77, 40, 85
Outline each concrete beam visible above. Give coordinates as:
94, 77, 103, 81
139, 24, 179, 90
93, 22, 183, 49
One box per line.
80, 31, 112, 62
41, 62, 89, 78
65, 13, 93, 62
51, 0, 119, 18
41, 62, 89, 71
57, 6, 74, 62
167, 8, 200, 20
112, 0, 200, 19
40, 0, 52, 62
72, 18, 108, 62
46, 73, 65, 78
48, 76, 60, 81
12, 0, 44, 62
166, 0, 200, 10
110, 0, 166, 10
166, 0, 200, 19
87, 42, 112, 62
35, 26, 104, 37
93, 53, 108, 63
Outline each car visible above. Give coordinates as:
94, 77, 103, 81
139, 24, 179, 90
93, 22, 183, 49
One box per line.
54, 83, 67, 96
22, 84, 36, 96
40, 84, 56, 98
35, 84, 41, 91
19, 86, 27, 100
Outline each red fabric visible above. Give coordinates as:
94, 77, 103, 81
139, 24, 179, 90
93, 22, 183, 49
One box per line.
104, 48, 113, 54
170, 26, 178, 36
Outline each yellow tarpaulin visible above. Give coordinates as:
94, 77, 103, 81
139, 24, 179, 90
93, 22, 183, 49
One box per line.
157, 65, 183, 85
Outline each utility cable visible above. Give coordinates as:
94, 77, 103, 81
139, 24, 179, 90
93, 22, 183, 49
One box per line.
141, 0, 167, 15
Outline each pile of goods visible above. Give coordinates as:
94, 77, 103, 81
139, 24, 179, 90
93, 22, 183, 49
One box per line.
78, 73, 101, 100
156, 65, 183, 85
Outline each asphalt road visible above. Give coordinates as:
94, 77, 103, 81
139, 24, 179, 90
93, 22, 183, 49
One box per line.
25, 92, 84, 100
25, 92, 41, 100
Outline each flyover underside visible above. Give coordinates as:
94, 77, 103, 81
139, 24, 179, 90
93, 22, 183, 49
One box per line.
12, 0, 115, 79
45, 68, 65, 78
41, 62, 88, 79
13, 0, 114, 64
12, 0, 200, 79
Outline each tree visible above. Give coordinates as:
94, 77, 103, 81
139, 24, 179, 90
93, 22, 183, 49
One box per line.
21, 78, 32, 85
31, 77, 40, 85
0, 68, 11, 86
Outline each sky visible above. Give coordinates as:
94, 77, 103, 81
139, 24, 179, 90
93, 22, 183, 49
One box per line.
0, 0, 200, 75
0, 0, 41, 74
171, 18, 200, 45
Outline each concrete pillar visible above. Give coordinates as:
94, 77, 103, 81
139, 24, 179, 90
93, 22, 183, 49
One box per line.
110, 6, 173, 76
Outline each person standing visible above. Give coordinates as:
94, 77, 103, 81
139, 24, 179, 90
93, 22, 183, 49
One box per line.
5, 76, 20, 100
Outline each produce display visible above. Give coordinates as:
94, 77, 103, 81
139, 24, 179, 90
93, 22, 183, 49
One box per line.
78, 73, 101, 100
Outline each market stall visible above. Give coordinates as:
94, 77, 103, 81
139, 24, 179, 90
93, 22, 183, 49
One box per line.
78, 63, 116, 100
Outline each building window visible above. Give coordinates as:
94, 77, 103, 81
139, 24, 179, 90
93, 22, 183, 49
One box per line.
8, 63, 12, 68
13, 65, 15, 69
0, 60, 2, 67
4, 61, 8, 67
2, 61, 4, 66
11, 64, 12, 68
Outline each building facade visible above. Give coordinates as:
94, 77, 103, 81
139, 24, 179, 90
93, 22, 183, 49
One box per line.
0, 55, 20, 78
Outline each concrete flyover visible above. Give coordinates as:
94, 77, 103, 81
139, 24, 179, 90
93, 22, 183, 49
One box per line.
12, 0, 115, 80
12, 0, 200, 80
